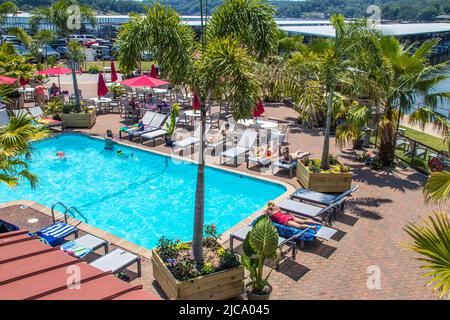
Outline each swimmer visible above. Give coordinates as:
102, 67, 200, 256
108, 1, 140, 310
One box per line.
117, 149, 124, 157
56, 151, 66, 160
104, 129, 114, 150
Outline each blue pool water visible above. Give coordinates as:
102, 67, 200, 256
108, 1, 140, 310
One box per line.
0, 134, 286, 248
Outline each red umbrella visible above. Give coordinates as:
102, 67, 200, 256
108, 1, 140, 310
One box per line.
0, 75, 18, 85
36, 67, 73, 89
121, 75, 169, 88
150, 64, 157, 79
192, 92, 200, 111
253, 99, 265, 117
19, 77, 28, 87
97, 72, 108, 97
111, 61, 118, 82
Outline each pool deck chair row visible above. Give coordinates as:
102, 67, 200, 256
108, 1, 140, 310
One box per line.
172, 124, 212, 154
30, 221, 141, 278
220, 129, 258, 167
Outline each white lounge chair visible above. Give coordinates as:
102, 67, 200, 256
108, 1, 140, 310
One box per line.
28, 106, 64, 129
119, 111, 156, 139
247, 134, 284, 168
205, 122, 236, 155
173, 123, 211, 152
140, 117, 179, 146
89, 248, 141, 277
128, 113, 167, 141
0, 109, 9, 128
220, 129, 258, 167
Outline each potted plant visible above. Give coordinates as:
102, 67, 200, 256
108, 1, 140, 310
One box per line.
165, 103, 180, 146
297, 154, 352, 192
61, 101, 96, 128
44, 99, 63, 121
241, 216, 280, 300
152, 224, 244, 300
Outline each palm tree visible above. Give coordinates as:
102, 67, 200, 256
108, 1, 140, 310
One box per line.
363, 37, 449, 166
115, 0, 277, 265
0, 43, 35, 81
30, 0, 96, 111
0, 1, 18, 29
404, 212, 450, 299
0, 110, 50, 188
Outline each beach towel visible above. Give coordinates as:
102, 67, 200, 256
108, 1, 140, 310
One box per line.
61, 241, 92, 258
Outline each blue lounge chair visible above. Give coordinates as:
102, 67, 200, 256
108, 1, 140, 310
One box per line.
0, 220, 19, 233
290, 185, 359, 213
31, 222, 79, 247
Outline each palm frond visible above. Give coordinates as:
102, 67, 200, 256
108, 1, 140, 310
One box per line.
423, 172, 450, 205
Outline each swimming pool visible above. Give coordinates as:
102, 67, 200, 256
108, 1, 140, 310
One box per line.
0, 134, 286, 248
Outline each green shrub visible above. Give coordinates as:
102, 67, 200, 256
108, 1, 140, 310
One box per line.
88, 65, 100, 74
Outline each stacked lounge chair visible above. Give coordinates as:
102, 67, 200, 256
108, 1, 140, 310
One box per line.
127, 112, 167, 141
140, 116, 179, 146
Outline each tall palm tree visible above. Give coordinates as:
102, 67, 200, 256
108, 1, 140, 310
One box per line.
30, 0, 96, 112
115, 0, 277, 265
0, 110, 50, 188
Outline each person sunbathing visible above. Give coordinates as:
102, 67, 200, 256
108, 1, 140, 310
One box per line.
207, 123, 230, 143
280, 147, 310, 164
265, 200, 318, 230
253, 143, 278, 160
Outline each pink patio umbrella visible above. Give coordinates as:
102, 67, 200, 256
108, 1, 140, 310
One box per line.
36, 67, 74, 89
111, 61, 118, 82
150, 64, 157, 79
97, 72, 108, 98
253, 99, 265, 118
0, 75, 18, 85
121, 75, 169, 88
192, 92, 200, 111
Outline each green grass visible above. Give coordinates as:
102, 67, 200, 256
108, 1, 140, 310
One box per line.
55, 61, 155, 73
400, 125, 448, 154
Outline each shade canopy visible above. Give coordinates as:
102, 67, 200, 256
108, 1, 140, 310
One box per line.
36, 67, 72, 75
0, 75, 18, 85
97, 72, 108, 97
121, 75, 169, 88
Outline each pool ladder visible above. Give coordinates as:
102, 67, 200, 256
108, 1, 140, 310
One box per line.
51, 202, 88, 226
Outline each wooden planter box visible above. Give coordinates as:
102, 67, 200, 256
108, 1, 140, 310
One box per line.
62, 110, 96, 128
152, 249, 244, 300
297, 160, 353, 193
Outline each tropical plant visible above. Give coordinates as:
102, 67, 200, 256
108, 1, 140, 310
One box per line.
423, 171, 450, 205
44, 99, 64, 120
30, 0, 96, 112
241, 216, 280, 295
166, 103, 180, 136
0, 113, 50, 188
0, 43, 35, 81
0, 1, 18, 27
336, 102, 371, 148
404, 212, 450, 299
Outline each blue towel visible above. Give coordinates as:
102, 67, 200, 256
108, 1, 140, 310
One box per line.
251, 216, 320, 242
61, 241, 92, 258
35, 222, 77, 247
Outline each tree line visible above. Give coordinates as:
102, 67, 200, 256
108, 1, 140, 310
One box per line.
5, 0, 450, 21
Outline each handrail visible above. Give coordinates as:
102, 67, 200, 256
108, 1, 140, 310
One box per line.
64, 207, 88, 225
51, 202, 69, 224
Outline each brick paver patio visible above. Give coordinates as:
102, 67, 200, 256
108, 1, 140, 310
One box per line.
4, 80, 446, 299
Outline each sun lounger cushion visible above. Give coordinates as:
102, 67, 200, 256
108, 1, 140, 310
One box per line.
61, 241, 92, 258
89, 249, 139, 274
32, 222, 77, 247
221, 146, 249, 158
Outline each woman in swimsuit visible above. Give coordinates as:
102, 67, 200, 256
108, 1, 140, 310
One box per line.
265, 201, 318, 230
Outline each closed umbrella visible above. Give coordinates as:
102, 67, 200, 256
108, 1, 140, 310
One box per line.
97, 72, 108, 98
0, 75, 18, 85
19, 76, 28, 88
111, 61, 118, 82
150, 64, 157, 79
192, 92, 200, 111
253, 99, 265, 118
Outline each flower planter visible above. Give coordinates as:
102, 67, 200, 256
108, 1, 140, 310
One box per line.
61, 110, 96, 128
151, 249, 244, 300
296, 159, 353, 193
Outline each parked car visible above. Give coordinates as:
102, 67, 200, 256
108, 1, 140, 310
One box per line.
48, 38, 68, 49
94, 45, 111, 61
55, 46, 69, 59
69, 34, 107, 46
13, 44, 29, 56
38, 45, 61, 60
1, 35, 21, 45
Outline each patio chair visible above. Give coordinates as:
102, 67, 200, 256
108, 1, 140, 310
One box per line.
28, 106, 64, 130
0, 109, 9, 127
128, 112, 167, 141
30, 221, 79, 247
173, 123, 212, 153
12, 109, 30, 118
119, 111, 156, 139
89, 248, 142, 277
176, 112, 191, 129
278, 198, 346, 226
247, 134, 284, 168
220, 129, 258, 167
271, 150, 312, 178
290, 185, 359, 214
206, 112, 220, 129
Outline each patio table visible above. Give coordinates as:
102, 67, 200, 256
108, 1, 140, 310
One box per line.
237, 119, 278, 129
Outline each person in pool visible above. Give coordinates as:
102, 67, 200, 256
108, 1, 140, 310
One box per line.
56, 151, 66, 160
117, 149, 125, 157
265, 200, 318, 230
104, 129, 114, 150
